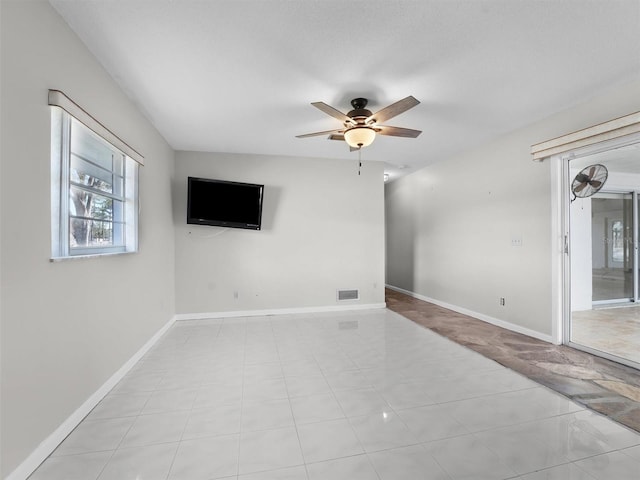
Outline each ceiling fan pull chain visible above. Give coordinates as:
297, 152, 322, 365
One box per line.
358, 147, 362, 175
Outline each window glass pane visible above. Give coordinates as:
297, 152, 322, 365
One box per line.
612, 220, 624, 262
70, 119, 116, 172
69, 219, 124, 248
590, 193, 634, 301
90, 194, 113, 221
69, 186, 114, 220
70, 218, 114, 247
70, 154, 113, 194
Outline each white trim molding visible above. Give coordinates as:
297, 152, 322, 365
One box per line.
48, 89, 144, 165
174, 302, 387, 321
531, 110, 640, 161
549, 152, 567, 346
386, 284, 554, 344
6, 316, 175, 480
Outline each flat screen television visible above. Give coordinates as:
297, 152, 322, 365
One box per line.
187, 177, 264, 230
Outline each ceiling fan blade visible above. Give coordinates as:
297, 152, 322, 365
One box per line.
377, 125, 422, 138
589, 166, 596, 178
574, 182, 588, 192
311, 102, 355, 125
296, 129, 344, 139
367, 96, 420, 124
589, 180, 602, 188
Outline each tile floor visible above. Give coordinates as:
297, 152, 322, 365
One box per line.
28, 309, 640, 480
386, 288, 640, 432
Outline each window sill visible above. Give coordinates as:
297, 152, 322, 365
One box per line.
50, 251, 136, 262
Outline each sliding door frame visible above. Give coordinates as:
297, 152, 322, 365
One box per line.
551, 132, 640, 369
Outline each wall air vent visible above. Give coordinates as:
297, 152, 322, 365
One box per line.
337, 289, 359, 301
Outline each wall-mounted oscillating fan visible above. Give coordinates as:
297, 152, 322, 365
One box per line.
571, 164, 608, 201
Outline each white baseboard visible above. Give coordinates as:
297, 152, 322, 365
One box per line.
386, 284, 553, 343
174, 302, 387, 321
6, 316, 176, 480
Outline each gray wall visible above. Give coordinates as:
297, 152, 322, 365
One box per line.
174, 151, 385, 314
2, 0, 638, 477
386, 78, 640, 337
0, 1, 176, 476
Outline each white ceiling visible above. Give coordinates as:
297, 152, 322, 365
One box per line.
49, 0, 640, 180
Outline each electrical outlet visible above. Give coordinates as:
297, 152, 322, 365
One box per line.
499, 297, 505, 306
511, 234, 523, 247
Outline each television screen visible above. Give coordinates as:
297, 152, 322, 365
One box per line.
187, 177, 264, 230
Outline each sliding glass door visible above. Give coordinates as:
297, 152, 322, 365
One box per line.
591, 193, 634, 304
567, 141, 640, 367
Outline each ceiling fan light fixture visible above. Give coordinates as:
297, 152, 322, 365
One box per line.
344, 126, 376, 148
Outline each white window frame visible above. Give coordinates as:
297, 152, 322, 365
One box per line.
50, 91, 142, 259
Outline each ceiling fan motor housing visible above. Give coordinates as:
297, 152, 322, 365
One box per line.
347, 98, 373, 125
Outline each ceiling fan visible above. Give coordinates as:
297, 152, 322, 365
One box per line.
571, 164, 608, 201
296, 96, 421, 150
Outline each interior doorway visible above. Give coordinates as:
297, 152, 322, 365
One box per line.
567, 141, 640, 367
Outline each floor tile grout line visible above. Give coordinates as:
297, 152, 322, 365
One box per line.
473, 427, 570, 478
163, 324, 221, 480
30, 309, 640, 480
235, 320, 248, 478
386, 290, 640, 434
362, 443, 454, 480
319, 316, 408, 478
113, 325, 179, 478
270, 317, 311, 480
93, 394, 145, 480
